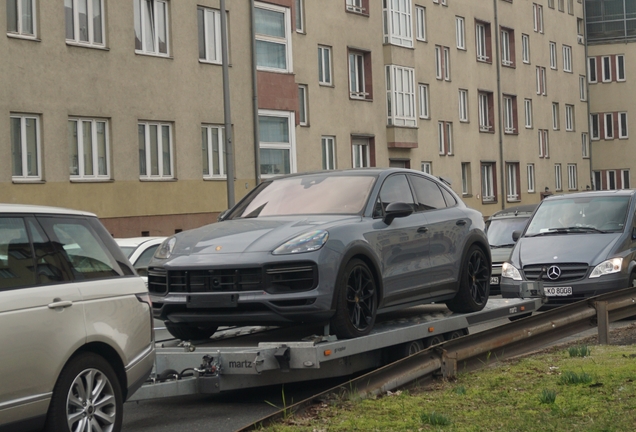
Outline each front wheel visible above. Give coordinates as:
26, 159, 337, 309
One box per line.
330, 259, 378, 339
45, 353, 123, 432
446, 245, 490, 313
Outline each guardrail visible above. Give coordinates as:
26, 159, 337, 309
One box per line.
239, 286, 636, 431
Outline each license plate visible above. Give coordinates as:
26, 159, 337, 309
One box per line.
187, 294, 238, 308
490, 276, 499, 285
544, 286, 572, 296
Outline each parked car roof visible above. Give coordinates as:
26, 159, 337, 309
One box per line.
489, 204, 538, 219
0, 203, 96, 217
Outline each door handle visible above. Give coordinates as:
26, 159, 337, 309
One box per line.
456, 220, 467, 226
417, 226, 429, 233
48, 299, 73, 309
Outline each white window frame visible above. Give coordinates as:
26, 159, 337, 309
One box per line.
555, 163, 562, 191
565, 105, 574, 131
295, 0, 304, 32
504, 96, 515, 133
435, 46, 443, 79
456, 16, 465, 49
602, 56, 612, 82
383, 0, 413, 48
138, 121, 174, 180
10, 113, 42, 181
476, 23, 488, 62
604, 113, 614, 139
501, 29, 511, 66
202, 124, 226, 179
567, 164, 577, 190
438, 121, 446, 155
619, 112, 628, 138
419, 83, 430, 119
590, 114, 600, 140
527, 164, 535, 193
254, 2, 293, 73
198, 6, 222, 64
421, 161, 432, 174
563, 45, 572, 72
539, 129, 549, 157
482, 163, 495, 203
134, 0, 170, 57
318, 45, 333, 85
524, 98, 533, 128
298, 85, 308, 126
69, 118, 110, 180
552, 102, 560, 130
352, 138, 370, 168
321, 136, 336, 170
478, 92, 490, 132
6, 0, 37, 38
461, 163, 471, 195
386, 65, 416, 127
579, 75, 587, 101
258, 109, 297, 177
507, 163, 519, 202
533, 3, 543, 33
446, 122, 453, 155
522, 33, 530, 64
616, 55, 626, 82
582, 132, 589, 158
416, 6, 427, 42
346, 0, 365, 14
459, 89, 468, 122
443, 46, 451, 81
66, 0, 105, 47
349, 51, 367, 99
536, 66, 546, 95
588, 57, 597, 83
549, 42, 557, 69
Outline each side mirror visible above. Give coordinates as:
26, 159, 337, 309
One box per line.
218, 209, 229, 222
512, 230, 521, 242
383, 202, 413, 225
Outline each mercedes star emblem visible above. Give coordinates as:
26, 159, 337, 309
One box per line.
547, 265, 561, 280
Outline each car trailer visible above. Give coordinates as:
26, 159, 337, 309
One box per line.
129, 298, 543, 401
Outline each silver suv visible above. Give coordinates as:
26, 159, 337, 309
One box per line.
0, 204, 155, 432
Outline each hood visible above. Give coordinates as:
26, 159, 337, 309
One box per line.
516, 233, 622, 266
168, 215, 361, 256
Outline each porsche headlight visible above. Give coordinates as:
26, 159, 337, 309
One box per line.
502, 262, 522, 281
589, 258, 623, 278
154, 237, 177, 259
273, 230, 329, 255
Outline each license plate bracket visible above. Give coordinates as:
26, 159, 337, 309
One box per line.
187, 294, 238, 308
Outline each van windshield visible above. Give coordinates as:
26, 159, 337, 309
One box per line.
525, 196, 629, 236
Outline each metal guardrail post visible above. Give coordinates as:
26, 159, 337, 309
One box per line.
596, 301, 610, 345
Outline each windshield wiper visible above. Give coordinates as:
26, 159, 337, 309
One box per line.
490, 243, 516, 248
526, 226, 608, 237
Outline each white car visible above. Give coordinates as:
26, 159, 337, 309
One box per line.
115, 237, 166, 277
0, 204, 155, 432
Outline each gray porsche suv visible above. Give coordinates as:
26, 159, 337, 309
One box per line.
148, 169, 491, 340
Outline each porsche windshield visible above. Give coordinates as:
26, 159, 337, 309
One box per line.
231, 175, 377, 218
525, 196, 630, 236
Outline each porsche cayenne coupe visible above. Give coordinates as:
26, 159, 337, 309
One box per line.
148, 169, 491, 340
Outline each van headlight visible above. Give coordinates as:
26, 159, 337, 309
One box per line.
502, 262, 522, 281
589, 258, 623, 278
273, 230, 328, 255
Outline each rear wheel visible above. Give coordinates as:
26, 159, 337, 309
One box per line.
446, 245, 490, 313
330, 259, 377, 339
165, 322, 218, 341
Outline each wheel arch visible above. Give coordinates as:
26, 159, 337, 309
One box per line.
70, 342, 128, 399
330, 244, 384, 309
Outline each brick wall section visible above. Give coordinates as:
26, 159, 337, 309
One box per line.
101, 212, 219, 238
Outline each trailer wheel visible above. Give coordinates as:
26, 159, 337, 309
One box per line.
425, 334, 445, 347
446, 330, 465, 340
165, 322, 218, 341
446, 245, 490, 313
331, 259, 377, 339
45, 352, 122, 432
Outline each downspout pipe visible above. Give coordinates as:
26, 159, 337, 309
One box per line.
494, 0, 505, 210
250, 0, 261, 186
220, 0, 235, 207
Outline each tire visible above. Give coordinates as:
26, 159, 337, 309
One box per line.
424, 334, 445, 348
45, 353, 123, 432
330, 259, 378, 339
165, 322, 218, 341
446, 245, 490, 313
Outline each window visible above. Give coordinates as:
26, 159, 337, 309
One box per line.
475, 21, 491, 62
386, 65, 416, 126
438, 121, 453, 155
346, 0, 367, 14
6, 0, 36, 37
563, 45, 572, 72
321, 136, 336, 170
522, 34, 530, 64
536, 66, 546, 95
588, 57, 597, 83
259, 110, 296, 176
524, 98, 533, 128
69, 118, 109, 180
622, 170, 630, 189
579, 75, 587, 101
503, 95, 517, 134
616, 55, 626, 81
416, 6, 427, 42
604, 113, 614, 139
549, 42, 557, 69
506, 163, 520, 201
10, 114, 41, 180
352, 137, 371, 168
421, 161, 432, 174
435, 45, 451, 81
481, 163, 496, 203
548, 0, 554, 8
533, 3, 543, 33
478, 91, 494, 132
590, 113, 600, 140
349, 50, 372, 100
555, 164, 562, 191
602, 56, 612, 82
500, 27, 514, 67
558, 0, 564, 12
202, 125, 225, 178
568, 0, 574, 14
619, 112, 628, 138
527, 164, 535, 193
567, 164, 577, 190
538, 129, 549, 157
383, 0, 413, 48
138, 121, 173, 179
255, 2, 292, 73
65, 0, 105, 46
461, 163, 471, 195
298, 85, 308, 125
582, 132, 589, 158
134, 0, 169, 56
565, 105, 574, 131
295, 0, 304, 32
552, 102, 560, 130
443, 46, 450, 80
318, 45, 332, 85
198, 6, 222, 63
577, 18, 584, 36
456, 16, 465, 49
458, 89, 468, 122
419, 83, 430, 119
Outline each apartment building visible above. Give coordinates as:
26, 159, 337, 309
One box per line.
1, 0, 589, 236
585, 0, 635, 190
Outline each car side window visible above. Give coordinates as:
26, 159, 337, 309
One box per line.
408, 175, 447, 212
28, 219, 74, 284
375, 174, 416, 217
0, 217, 36, 291
440, 186, 457, 207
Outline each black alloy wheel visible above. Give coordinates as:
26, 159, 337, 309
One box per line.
446, 245, 490, 313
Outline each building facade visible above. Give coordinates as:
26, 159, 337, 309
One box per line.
2, 0, 590, 237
